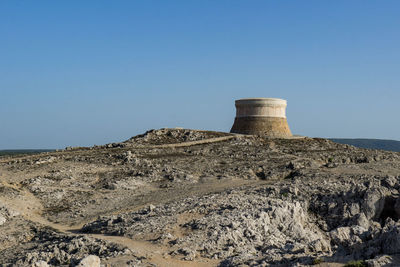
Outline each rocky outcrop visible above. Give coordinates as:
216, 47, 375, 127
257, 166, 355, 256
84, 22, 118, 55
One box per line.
1, 128, 400, 266
76, 255, 100, 267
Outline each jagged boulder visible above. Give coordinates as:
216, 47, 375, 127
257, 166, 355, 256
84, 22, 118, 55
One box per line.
76, 255, 100, 267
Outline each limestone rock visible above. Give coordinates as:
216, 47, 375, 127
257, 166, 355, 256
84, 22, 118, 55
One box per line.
1, 128, 400, 266
33, 261, 49, 267
361, 188, 385, 220
366, 255, 394, 267
0, 215, 6, 226
77, 255, 100, 267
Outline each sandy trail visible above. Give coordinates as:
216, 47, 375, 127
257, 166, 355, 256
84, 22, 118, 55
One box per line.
149, 135, 236, 148
89, 234, 219, 267
0, 136, 301, 266
0, 162, 236, 266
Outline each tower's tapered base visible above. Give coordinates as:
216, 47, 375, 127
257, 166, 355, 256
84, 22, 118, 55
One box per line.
230, 117, 292, 138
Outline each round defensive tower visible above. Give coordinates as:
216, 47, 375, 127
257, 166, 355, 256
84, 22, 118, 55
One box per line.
230, 98, 292, 138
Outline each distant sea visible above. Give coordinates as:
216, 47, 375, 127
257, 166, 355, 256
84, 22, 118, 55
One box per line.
0, 149, 54, 156
329, 139, 400, 152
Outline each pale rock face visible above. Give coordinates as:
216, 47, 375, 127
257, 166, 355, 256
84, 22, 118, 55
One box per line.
77, 255, 100, 267
0, 202, 20, 226
361, 188, 386, 220
0, 215, 6, 226
33, 261, 49, 267
366, 255, 394, 267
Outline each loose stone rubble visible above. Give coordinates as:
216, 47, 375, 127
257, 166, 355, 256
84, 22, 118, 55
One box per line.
0, 128, 400, 266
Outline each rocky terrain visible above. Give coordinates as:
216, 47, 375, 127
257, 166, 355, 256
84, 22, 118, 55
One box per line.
1, 128, 400, 266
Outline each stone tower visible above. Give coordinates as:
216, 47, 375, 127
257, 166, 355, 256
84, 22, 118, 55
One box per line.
230, 98, 292, 138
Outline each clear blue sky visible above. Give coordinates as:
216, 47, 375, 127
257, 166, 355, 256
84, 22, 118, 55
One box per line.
1, 1, 399, 149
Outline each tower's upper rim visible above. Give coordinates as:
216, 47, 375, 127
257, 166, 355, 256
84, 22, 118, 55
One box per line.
235, 98, 287, 105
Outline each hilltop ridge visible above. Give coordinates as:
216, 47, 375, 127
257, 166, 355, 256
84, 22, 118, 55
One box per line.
0, 128, 400, 266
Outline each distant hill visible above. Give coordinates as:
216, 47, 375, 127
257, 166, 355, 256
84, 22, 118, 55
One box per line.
329, 138, 400, 152
1, 138, 399, 156
0, 149, 54, 157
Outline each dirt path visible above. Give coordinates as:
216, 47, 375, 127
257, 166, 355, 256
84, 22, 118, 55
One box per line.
0, 170, 72, 231
1, 134, 363, 267
90, 234, 219, 267
149, 135, 237, 148
1, 173, 219, 266
0, 135, 292, 266
0, 158, 347, 267
2, 163, 266, 266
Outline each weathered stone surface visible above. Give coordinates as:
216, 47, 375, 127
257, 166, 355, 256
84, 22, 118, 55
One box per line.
0, 215, 6, 226
33, 261, 49, 267
231, 116, 292, 137
0, 128, 400, 266
77, 255, 100, 267
366, 255, 395, 267
230, 98, 292, 137
361, 188, 386, 220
